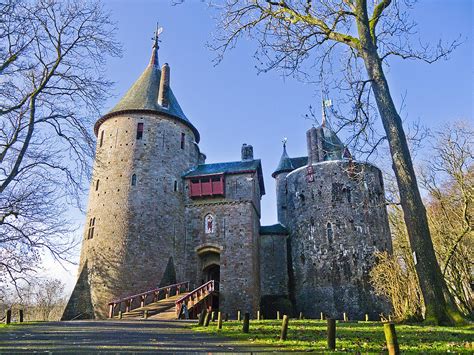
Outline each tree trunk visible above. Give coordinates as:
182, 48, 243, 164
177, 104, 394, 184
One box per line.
354, 1, 464, 325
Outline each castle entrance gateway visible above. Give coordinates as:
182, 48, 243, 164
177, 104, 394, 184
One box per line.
196, 244, 221, 311
196, 244, 221, 290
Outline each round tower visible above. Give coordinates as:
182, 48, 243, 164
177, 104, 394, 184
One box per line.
285, 125, 392, 320
272, 141, 295, 226
63, 31, 201, 319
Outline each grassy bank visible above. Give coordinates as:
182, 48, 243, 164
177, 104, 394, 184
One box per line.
190, 319, 473, 353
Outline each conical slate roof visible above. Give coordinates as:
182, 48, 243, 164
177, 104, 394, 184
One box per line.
320, 126, 345, 160
94, 40, 200, 142
272, 144, 294, 178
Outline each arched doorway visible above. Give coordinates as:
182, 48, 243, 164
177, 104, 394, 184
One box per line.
196, 244, 221, 311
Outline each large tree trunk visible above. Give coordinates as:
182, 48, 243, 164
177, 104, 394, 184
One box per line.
354, 1, 464, 326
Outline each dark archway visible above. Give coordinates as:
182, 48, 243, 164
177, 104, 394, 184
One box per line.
203, 263, 220, 285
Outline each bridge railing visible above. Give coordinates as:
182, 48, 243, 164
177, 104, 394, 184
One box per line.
108, 281, 190, 318
175, 280, 215, 318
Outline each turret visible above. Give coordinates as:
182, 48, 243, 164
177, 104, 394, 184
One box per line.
272, 141, 294, 226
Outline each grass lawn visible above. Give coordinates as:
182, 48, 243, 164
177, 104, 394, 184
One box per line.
190, 319, 474, 353
0, 321, 41, 329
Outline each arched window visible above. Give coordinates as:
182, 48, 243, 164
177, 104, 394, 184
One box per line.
326, 222, 333, 243
131, 174, 137, 186
174, 180, 178, 192
95, 179, 100, 191
99, 130, 104, 147
204, 214, 215, 234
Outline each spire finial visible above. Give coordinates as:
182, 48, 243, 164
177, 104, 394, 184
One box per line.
282, 137, 288, 149
321, 98, 332, 127
150, 23, 163, 67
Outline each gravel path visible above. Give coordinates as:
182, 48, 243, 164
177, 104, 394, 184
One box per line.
0, 320, 273, 353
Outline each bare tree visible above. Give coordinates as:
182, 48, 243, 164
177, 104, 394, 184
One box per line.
212, 0, 464, 324
0, 0, 120, 292
420, 122, 473, 315
1, 278, 66, 321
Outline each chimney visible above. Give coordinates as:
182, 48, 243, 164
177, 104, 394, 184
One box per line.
158, 63, 170, 108
241, 144, 254, 161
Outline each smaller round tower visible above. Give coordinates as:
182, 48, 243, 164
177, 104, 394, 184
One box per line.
272, 140, 295, 226
281, 124, 392, 320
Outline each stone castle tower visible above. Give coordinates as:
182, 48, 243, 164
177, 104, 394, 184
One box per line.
63, 30, 392, 320
272, 124, 392, 319
63, 32, 202, 319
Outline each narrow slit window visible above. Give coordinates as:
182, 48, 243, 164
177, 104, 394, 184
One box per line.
88, 217, 95, 239
99, 130, 104, 147
136, 123, 144, 140
95, 179, 100, 191
174, 180, 178, 192
131, 174, 137, 186
326, 222, 333, 243
180, 133, 185, 149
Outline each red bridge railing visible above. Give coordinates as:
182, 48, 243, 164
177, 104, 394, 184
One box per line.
108, 281, 190, 318
175, 280, 215, 318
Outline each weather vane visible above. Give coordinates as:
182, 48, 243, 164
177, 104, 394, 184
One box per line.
152, 22, 164, 48
282, 137, 288, 148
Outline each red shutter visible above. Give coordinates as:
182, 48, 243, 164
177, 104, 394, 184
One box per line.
201, 178, 212, 195
190, 179, 201, 197
212, 176, 224, 195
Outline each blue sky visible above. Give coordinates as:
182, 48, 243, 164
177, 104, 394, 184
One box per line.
50, 0, 473, 290
101, 0, 472, 224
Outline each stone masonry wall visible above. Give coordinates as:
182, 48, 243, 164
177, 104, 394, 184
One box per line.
285, 160, 392, 320
63, 112, 199, 319
259, 234, 288, 297
183, 172, 261, 316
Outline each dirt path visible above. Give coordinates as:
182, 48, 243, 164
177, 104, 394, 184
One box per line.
0, 320, 271, 353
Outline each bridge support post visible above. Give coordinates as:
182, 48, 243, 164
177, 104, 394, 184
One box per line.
198, 309, 206, 326
204, 311, 211, 327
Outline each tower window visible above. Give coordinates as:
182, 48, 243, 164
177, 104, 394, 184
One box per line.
174, 180, 178, 192
326, 222, 333, 243
99, 130, 104, 147
136, 123, 144, 140
88, 217, 96, 239
180, 133, 185, 149
131, 174, 137, 186
95, 179, 100, 191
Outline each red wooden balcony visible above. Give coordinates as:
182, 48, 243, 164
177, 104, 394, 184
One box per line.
189, 175, 224, 198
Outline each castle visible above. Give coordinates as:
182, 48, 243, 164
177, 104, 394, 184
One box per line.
63, 32, 392, 320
